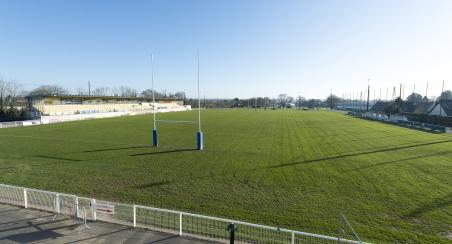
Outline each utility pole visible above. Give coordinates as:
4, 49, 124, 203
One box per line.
366, 85, 370, 112
330, 89, 333, 109
254, 96, 257, 110
88, 80, 91, 96
426, 82, 429, 99
402, 84, 405, 99
440, 80, 445, 117
360, 91, 363, 111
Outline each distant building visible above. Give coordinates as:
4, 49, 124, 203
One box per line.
428, 100, 452, 117
337, 101, 376, 111
370, 101, 434, 114
370, 101, 392, 112
27, 95, 188, 118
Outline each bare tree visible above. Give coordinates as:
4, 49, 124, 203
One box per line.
76, 87, 86, 96
29, 85, 67, 96
119, 86, 137, 97
0, 79, 5, 114
161, 89, 168, 98
439, 90, 452, 100
326, 94, 342, 109
296, 95, 306, 109
277, 94, 289, 107
144, 89, 162, 99
406, 93, 423, 103
6, 81, 21, 112
92, 87, 111, 96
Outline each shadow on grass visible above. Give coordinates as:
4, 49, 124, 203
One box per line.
135, 180, 172, 189
130, 148, 197, 157
407, 193, 452, 217
33, 155, 82, 162
83, 145, 152, 153
342, 150, 452, 173
266, 139, 452, 169
134, 172, 227, 189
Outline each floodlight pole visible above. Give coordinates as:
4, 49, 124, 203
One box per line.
151, 54, 158, 146
366, 79, 370, 112
197, 51, 204, 150
426, 82, 429, 98
440, 80, 445, 117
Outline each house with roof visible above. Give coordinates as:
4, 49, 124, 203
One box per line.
428, 100, 452, 117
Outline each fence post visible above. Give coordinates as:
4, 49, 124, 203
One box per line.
56, 194, 60, 214
291, 232, 295, 244
133, 205, 136, 228
227, 223, 236, 244
179, 212, 183, 236
23, 189, 27, 208
75, 196, 79, 218
91, 199, 96, 221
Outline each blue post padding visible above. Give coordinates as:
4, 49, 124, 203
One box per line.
197, 131, 203, 150
153, 129, 158, 146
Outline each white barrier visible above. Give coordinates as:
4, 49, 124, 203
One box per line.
0, 120, 41, 129
40, 111, 130, 124
0, 107, 192, 128
0, 183, 367, 244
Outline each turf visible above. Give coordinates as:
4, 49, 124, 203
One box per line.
0, 109, 451, 243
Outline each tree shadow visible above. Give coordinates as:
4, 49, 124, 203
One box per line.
407, 193, 452, 217
130, 148, 197, 157
265, 139, 452, 169
0, 220, 74, 242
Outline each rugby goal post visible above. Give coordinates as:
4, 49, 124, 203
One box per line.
150, 53, 203, 150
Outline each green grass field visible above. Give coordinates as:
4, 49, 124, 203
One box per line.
0, 109, 451, 243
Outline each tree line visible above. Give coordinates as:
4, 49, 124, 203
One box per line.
326, 90, 452, 112
0, 80, 28, 121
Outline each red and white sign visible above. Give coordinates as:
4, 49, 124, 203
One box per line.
96, 202, 115, 214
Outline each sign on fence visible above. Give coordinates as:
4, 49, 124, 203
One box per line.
96, 202, 115, 214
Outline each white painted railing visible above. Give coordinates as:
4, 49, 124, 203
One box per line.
0, 183, 368, 244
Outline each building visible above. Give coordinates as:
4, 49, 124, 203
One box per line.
370, 101, 434, 114
428, 100, 452, 117
27, 95, 190, 122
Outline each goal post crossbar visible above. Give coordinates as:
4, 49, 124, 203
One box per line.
155, 120, 197, 124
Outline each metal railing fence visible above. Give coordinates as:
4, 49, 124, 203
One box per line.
0, 183, 368, 244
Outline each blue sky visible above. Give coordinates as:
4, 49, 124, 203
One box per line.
1, 0, 451, 99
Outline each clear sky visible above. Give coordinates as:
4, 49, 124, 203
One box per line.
1, 0, 451, 99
